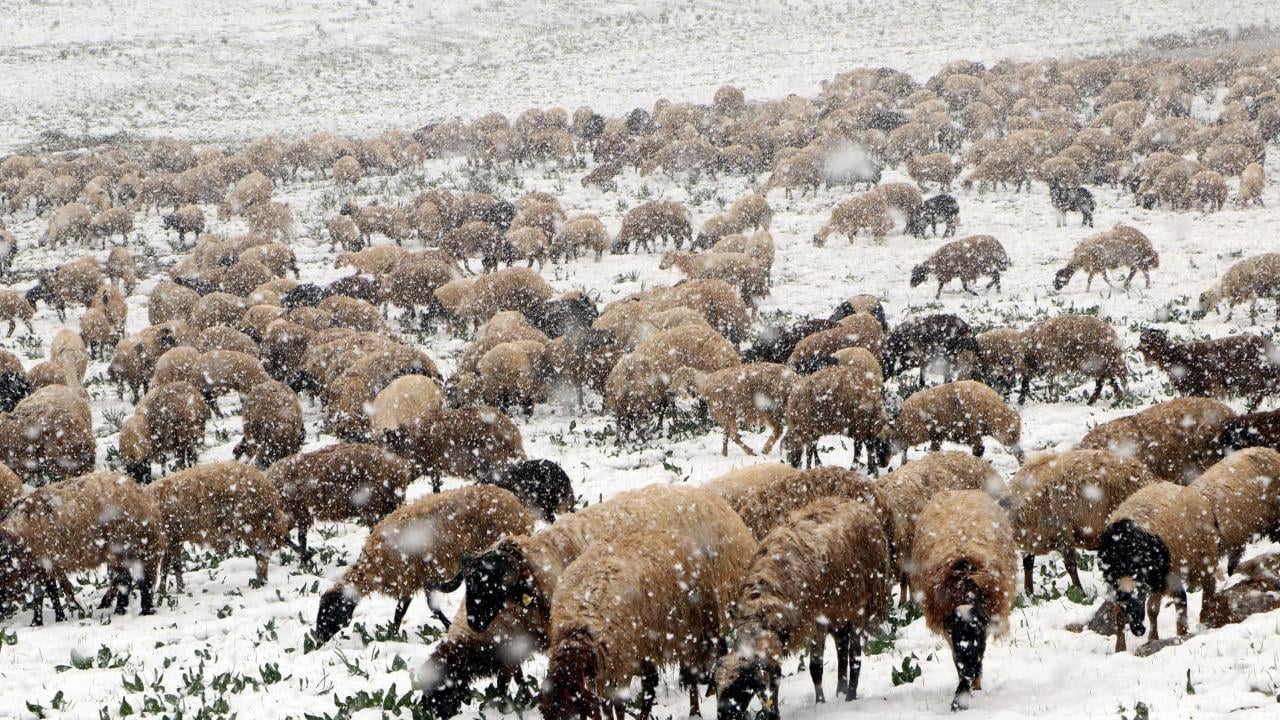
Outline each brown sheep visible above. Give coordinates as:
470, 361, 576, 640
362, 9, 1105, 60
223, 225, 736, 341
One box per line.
972, 327, 1024, 396
0, 385, 95, 483
146, 462, 287, 591
0, 473, 165, 625
0, 290, 35, 336
314, 486, 534, 641
1017, 314, 1127, 405
671, 363, 795, 456
1053, 224, 1158, 291
906, 152, 962, 190
1190, 169, 1228, 212
813, 192, 893, 245
786, 314, 884, 370
267, 443, 416, 558
43, 203, 93, 247
1236, 162, 1264, 208
455, 267, 554, 326
162, 204, 205, 243
1137, 328, 1280, 411
553, 215, 609, 261
911, 235, 1010, 298
1196, 252, 1280, 321
894, 380, 1023, 461
1079, 397, 1235, 483
149, 281, 201, 325
119, 381, 210, 483
234, 380, 305, 468
25, 257, 102, 321
659, 251, 769, 306
783, 364, 890, 472
380, 407, 525, 492
611, 200, 692, 253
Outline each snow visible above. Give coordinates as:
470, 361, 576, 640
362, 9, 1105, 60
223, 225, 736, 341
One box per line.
3, 2, 1280, 719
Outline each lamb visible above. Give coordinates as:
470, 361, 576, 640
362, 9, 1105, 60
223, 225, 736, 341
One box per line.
913, 490, 1017, 711
539, 509, 756, 720
380, 407, 525, 492
882, 313, 978, 386
716, 497, 893, 718
0, 473, 165, 625
911, 235, 1010, 298
267, 443, 416, 558
25, 257, 103, 321
0, 385, 95, 483
1053, 224, 1158, 291
0, 290, 34, 336
1196, 252, 1280, 321
786, 315, 884, 370
478, 459, 576, 522
1137, 328, 1279, 410
671, 362, 795, 456
1099, 482, 1221, 653
146, 462, 287, 591
782, 364, 891, 472
162, 204, 205, 243
315, 486, 534, 641
1048, 181, 1095, 226
659, 251, 769, 305
119, 381, 211, 483
233, 380, 305, 468
1006, 449, 1157, 594
906, 152, 962, 190
1017, 314, 1127, 405
1235, 162, 1264, 208
893, 380, 1024, 461
813, 192, 893, 245
553, 215, 608, 261
611, 200, 692, 253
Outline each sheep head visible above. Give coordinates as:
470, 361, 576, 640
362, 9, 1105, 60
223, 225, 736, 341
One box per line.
460, 538, 535, 632
314, 584, 360, 643
910, 264, 930, 287
714, 628, 783, 720
944, 601, 989, 711
1099, 518, 1171, 639
540, 631, 601, 720
1052, 266, 1076, 290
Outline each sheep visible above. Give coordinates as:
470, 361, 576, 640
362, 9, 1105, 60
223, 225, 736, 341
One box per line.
962, 150, 1030, 194
119, 381, 211, 484
43, 203, 93, 247
233, 380, 304, 468
1196, 252, 1280, 321
146, 462, 287, 591
727, 192, 773, 231
762, 147, 822, 198
450, 340, 549, 415
0, 225, 13, 278
1200, 553, 1280, 628
712, 230, 775, 277
89, 207, 133, 245
539, 511, 756, 720
786, 315, 884, 371
504, 226, 550, 269
971, 327, 1024, 396
611, 200, 692, 253
659, 251, 769, 306
744, 318, 839, 365
315, 486, 534, 642
192, 349, 270, 412
905, 193, 960, 238
1236, 162, 1265, 208
1099, 481, 1221, 653
1053, 224, 1158, 291
0, 385, 95, 484
783, 364, 890, 472
1192, 447, 1280, 575
829, 294, 888, 330
1080, 397, 1235, 483
332, 155, 362, 187
1217, 408, 1280, 457
380, 407, 525, 492
162, 204, 205, 243
813, 192, 893, 245
875, 182, 924, 228
906, 152, 962, 190
1190, 169, 1228, 212
369, 374, 444, 439
245, 201, 295, 240
1017, 314, 1127, 405
267, 443, 415, 558
91, 282, 129, 329
913, 490, 1017, 711
478, 459, 576, 522
1006, 449, 1158, 595
195, 324, 259, 356
911, 235, 1010, 298
225, 171, 272, 215
327, 214, 362, 252
893, 380, 1024, 461
25, 257, 102, 321
240, 242, 298, 277
1048, 182, 1095, 226
455, 267, 555, 326
553, 215, 608, 261
649, 279, 751, 345
671, 363, 795, 456
716, 497, 893, 718
107, 324, 183, 401
1137, 328, 1279, 411
882, 313, 978, 386
316, 295, 383, 333
51, 327, 89, 383
149, 281, 201, 325
0, 290, 34, 336
0, 473, 164, 625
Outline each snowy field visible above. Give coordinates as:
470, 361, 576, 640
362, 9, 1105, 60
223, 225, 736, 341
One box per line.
3, 2, 1280, 719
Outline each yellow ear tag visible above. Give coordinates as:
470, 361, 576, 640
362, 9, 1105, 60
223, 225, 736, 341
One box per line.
522, 593, 533, 607
763, 698, 774, 709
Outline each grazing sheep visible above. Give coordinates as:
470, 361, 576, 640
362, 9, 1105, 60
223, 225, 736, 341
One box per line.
233, 380, 305, 468
25, 257, 103, 321
455, 267, 554, 326
1196, 252, 1280, 321
649, 279, 751, 345
611, 200, 692, 253
1190, 170, 1228, 212
162, 204, 205, 243
380, 407, 525, 492
553, 215, 609, 261
882, 313, 978, 386
672, 363, 795, 456
783, 364, 890, 472
268, 443, 415, 558
1099, 482, 1220, 653
744, 318, 839, 365
906, 193, 960, 238
1082, 396, 1234, 485
1200, 552, 1280, 628
369, 374, 444, 439
906, 153, 962, 190
147, 462, 287, 591
1053, 225, 1158, 291
89, 207, 134, 245
327, 214, 362, 252
119, 381, 211, 483
716, 497, 893, 718
0, 473, 164, 625
478, 459, 576, 522
712, 231, 775, 277
911, 235, 1010, 298
315, 486, 534, 641
1017, 314, 1126, 405
0, 385, 95, 483
913, 490, 1017, 711
332, 155, 362, 187
1236, 162, 1264, 208
786, 315, 884, 370
659, 251, 769, 306
43, 203, 93, 247
539, 510, 756, 720
813, 192, 892, 245
108, 324, 183, 401
893, 380, 1024, 461
450, 340, 548, 414
1137, 328, 1279, 410
829, 294, 888, 330
972, 328, 1024, 396
50, 327, 89, 384
1006, 449, 1157, 594
1190, 448, 1280, 574
149, 281, 201, 325
0, 290, 35, 336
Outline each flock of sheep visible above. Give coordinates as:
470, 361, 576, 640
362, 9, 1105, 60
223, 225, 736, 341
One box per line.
1, 42, 1280, 717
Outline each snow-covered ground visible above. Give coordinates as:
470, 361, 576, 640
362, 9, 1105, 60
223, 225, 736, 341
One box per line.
4, 2, 1280, 719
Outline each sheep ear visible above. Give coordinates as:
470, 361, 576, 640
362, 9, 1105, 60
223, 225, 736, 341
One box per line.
438, 567, 465, 593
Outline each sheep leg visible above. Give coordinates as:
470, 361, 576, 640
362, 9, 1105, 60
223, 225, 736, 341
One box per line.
112, 568, 132, 615
425, 592, 452, 630
1114, 601, 1128, 653
987, 274, 1001, 292
1173, 589, 1189, 636
5, 320, 12, 337
846, 631, 862, 701
139, 561, 157, 616
936, 282, 945, 300
638, 661, 660, 720
31, 582, 47, 626
808, 635, 827, 702
254, 545, 270, 587
1023, 554, 1035, 596
1062, 547, 1083, 594
1227, 547, 1244, 576
728, 423, 756, 457
833, 626, 850, 696
1144, 592, 1163, 642
898, 574, 911, 607
1087, 377, 1105, 405
1123, 267, 1138, 289
678, 665, 702, 716
171, 542, 186, 593
961, 280, 978, 296
391, 597, 412, 630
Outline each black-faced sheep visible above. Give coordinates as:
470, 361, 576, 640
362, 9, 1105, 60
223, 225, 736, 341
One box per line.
782, 364, 890, 472
913, 490, 1017, 711
1053, 225, 1158, 291
162, 204, 205, 243
1195, 252, 1280, 321
25, 257, 102, 321
893, 380, 1023, 461
910, 234, 1010, 298
146, 462, 287, 592
478, 459, 576, 522
716, 498, 892, 718
1017, 314, 1126, 405
119, 381, 211, 483
315, 486, 534, 642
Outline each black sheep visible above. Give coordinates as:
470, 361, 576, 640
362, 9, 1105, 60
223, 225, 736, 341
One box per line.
281, 283, 331, 310
479, 459, 575, 522
882, 313, 978, 386
0, 371, 32, 413
1049, 181, 1095, 227
742, 318, 839, 364
906, 194, 960, 238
